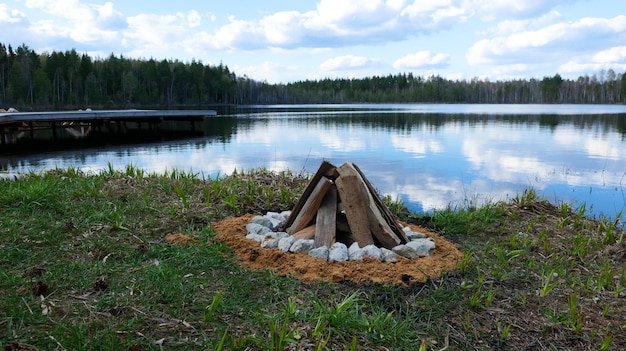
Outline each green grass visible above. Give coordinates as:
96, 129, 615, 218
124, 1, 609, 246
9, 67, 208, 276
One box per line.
1, 169, 625, 350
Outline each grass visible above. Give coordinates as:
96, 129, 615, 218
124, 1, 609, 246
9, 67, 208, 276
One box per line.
1, 169, 625, 350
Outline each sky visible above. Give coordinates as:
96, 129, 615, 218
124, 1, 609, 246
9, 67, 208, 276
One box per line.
1, 0, 626, 84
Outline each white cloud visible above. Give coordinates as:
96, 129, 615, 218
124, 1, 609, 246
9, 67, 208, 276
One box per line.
96, 2, 126, 30
592, 46, 626, 63
320, 55, 380, 71
402, 1, 471, 29
473, 0, 573, 21
187, 10, 202, 28
0, 4, 27, 23
200, 0, 479, 51
467, 15, 626, 67
558, 61, 626, 78
393, 51, 449, 69
234, 61, 303, 84
124, 11, 207, 57
15, 0, 128, 44
483, 10, 562, 36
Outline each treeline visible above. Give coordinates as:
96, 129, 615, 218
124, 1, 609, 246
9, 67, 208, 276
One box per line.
246, 71, 626, 104
1, 42, 626, 109
0, 43, 237, 109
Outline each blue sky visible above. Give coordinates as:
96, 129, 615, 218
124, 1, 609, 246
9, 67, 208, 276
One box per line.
1, 0, 626, 83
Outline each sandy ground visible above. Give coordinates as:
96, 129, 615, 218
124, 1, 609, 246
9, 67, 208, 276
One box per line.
209, 214, 464, 286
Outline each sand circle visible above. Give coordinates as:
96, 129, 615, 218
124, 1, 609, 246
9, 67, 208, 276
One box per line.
211, 214, 463, 286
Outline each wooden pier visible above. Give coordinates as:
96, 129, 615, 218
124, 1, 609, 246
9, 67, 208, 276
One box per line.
0, 109, 217, 146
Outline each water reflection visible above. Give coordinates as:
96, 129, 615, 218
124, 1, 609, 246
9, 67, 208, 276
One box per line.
2, 104, 626, 222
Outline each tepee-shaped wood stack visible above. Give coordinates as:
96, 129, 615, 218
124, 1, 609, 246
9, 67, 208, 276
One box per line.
283, 161, 409, 249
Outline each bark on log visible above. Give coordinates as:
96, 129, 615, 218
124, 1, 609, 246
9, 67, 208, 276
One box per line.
352, 163, 409, 244
339, 162, 402, 249
284, 160, 337, 229
292, 224, 316, 240
335, 164, 375, 246
314, 184, 337, 248
287, 176, 333, 234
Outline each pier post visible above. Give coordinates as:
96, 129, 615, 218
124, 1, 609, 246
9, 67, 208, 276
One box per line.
51, 122, 57, 141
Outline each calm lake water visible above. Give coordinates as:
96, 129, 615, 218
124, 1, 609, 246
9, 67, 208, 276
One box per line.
3, 104, 626, 222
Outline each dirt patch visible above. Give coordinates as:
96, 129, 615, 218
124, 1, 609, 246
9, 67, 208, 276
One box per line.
212, 214, 463, 285
165, 233, 200, 245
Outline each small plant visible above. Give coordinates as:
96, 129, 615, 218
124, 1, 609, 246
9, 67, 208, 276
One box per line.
538, 228, 551, 252
203, 291, 224, 324
173, 184, 190, 210
125, 164, 143, 177
464, 270, 496, 311
223, 193, 241, 213
572, 232, 590, 260
382, 194, 406, 217
267, 316, 296, 351
496, 320, 511, 341
567, 293, 583, 333
558, 201, 572, 216
599, 334, 613, 351
614, 270, 626, 298
265, 298, 300, 351
112, 205, 129, 231
106, 161, 116, 175
514, 291, 528, 306
539, 269, 559, 297
457, 252, 474, 273
214, 326, 229, 351
312, 291, 368, 340
600, 212, 622, 245
597, 259, 615, 291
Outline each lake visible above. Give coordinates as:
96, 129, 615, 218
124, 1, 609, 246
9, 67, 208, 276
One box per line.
2, 104, 626, 222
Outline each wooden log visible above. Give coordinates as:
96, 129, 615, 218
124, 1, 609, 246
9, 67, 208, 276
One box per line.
335, 164, 375, 246
315, 184, 337, 248
352, 162, 409, 244
339, 162, 402, 249
284, 160, 337, 229
287, 176, 334, 234
292, 224, 316, 240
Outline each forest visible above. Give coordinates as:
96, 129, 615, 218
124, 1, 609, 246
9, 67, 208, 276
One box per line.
1, 42, 626, 110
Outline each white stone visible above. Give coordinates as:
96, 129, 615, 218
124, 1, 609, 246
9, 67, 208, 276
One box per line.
277, 236, 295, 252
260, 232, 288, 249
265, 211, 286, 230
392, 244, 418, 259
309, 246, 330, 260
406, 231, 427, 240
273, 231, 290, 240
381, 248, 399, 263
245, 233, 266, 243
261, 238, 279, 248
362, 244, 382, 261
250, 215, 272, 228
406, 238, 436, 256
289, 239, 315, 253
329, 242, 349, 262
348, 242, 364, 261
246, 222, 272, 235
